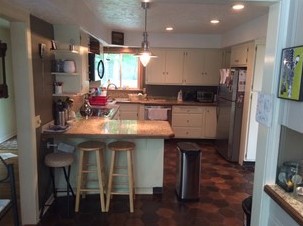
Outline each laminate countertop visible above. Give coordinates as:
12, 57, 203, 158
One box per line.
43, 118, 175, 139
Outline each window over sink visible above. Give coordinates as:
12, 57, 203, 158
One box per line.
103, 48, 144, 89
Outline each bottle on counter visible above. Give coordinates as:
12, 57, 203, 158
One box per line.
177, 90, 183, 102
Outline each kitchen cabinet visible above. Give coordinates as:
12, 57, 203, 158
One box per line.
203, 107, 217, 138
52, 25, 89, 96
172, 105, 217, 139
183, 49, 221, 86
146, 48, 221, 86
230, 43, 249, 67
116, 103, 139, 120
146, 49, 183, 85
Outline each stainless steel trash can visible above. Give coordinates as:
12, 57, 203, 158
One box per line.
176, 142, 201, 201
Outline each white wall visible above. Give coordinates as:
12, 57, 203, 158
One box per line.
124, 31, 221, 48
0, 22, 17, 142
221, 14, 268, 48
252, 1, 303, 225
280, 0, 303, 133
1, 1, 39, 224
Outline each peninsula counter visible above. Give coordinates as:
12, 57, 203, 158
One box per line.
42, 118, 174, 194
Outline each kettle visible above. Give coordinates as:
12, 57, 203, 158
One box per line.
63, 60, 76, 73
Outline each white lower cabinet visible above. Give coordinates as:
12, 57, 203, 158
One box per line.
203, 107, 217, 138
172, 105, 217, 139
116, 103, 139, 120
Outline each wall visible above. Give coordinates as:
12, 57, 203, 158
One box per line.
125, 32, 221, 49
0, 19, 17, 142
221, 14, 269, 48
251, 1, 303, 225
30, 15, 55, 210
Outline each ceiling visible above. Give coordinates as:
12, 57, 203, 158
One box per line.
0, 0, 277, 35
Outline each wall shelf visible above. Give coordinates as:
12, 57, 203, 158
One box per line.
51, 72, 79, 76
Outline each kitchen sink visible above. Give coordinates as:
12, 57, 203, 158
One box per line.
91, 107, 116, 118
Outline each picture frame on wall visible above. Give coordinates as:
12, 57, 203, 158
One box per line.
278, 45, 303, 101
111, 31, 124, 45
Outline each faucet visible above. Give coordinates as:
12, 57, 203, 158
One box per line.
107, 83, 118, 90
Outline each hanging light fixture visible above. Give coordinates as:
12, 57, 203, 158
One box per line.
137, 1, 156, 67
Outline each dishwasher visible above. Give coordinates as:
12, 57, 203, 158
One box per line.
144, 105, 172, 124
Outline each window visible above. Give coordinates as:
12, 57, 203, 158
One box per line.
103, 52, 141, 89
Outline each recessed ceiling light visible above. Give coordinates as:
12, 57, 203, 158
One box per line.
210, 19, 220, 24
166, 27, 173, 31
232, 4, 245, 10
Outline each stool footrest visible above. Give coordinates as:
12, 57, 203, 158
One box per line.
79, 188, 103, 192
113, 173, 128, 177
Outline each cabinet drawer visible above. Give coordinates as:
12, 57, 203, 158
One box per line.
172, 127, 202, 138
119, 103, 138, 111
172, 106, 204, 114
172, 113, 202, 127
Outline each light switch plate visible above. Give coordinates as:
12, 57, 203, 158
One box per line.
35, 115, 41, 128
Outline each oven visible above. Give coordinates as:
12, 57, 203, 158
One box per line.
144, 105, 172, 124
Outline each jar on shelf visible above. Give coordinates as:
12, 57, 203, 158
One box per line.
63, 60, 76, 73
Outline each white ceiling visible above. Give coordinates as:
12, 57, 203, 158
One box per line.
0, 0, 276, 35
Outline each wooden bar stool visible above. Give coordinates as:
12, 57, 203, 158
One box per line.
40, 152, 75, 218
75, 141, 106, 212
106, 141, 135, 213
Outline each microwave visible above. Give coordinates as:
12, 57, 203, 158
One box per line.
196, 91, 214, 103
88, 53, 104, 81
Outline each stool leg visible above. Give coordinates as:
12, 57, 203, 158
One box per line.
63, 165, 75, 197
96, 150, 106, 212
49, 168, 56, 198
75, 150, 84, 212
106, 151, 116, 212
62, 166, 72, 217
127, 151, 134, 213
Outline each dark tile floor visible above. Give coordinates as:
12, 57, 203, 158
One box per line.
38, 139, 254, 226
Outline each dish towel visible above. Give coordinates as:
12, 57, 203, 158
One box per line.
147, 108, 168, 120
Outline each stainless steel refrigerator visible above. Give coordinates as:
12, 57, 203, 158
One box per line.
216, 68, 246, 162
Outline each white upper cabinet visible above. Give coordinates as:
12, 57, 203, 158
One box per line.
146, 48, 221, 86
230, 43, 249, 67
146, 49, 183, 85
183, 49, 221, 86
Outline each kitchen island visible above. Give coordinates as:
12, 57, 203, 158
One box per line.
43, 118, 174, 194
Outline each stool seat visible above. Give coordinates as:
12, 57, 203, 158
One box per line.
40, 152, 75, 219
78, 141, 106, 151
45, 153, 74, 168
75, 141, 106, 212
106, 141, 135, 213
108, 141, 135, 151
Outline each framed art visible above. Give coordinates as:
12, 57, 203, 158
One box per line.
278, 45, 303, 101
111, 31, 124, 45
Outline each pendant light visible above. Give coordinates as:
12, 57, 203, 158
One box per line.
137, 1, 156, 67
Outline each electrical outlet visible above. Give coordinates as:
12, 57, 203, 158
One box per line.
35, 115, 41, 128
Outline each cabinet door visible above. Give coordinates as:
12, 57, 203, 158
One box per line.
118, 103, 138, 120
201, 49, 221, 86
165, 49, 184, 84
145, 49, 166, 84
203, 107, 217, 138
230, 44, 248, 66
183, 50, 204, 85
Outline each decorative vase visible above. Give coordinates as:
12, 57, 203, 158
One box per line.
80, 98, 93, 119
63, 60, 76, 73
